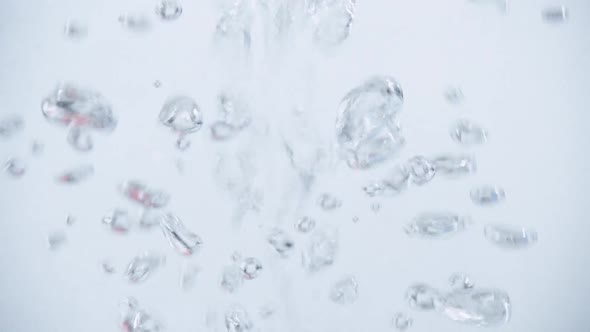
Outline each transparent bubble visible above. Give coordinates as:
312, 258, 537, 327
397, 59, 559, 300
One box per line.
240, 257, 262, 280
180, 263, 200, 291
139, 209, 164, 229
329, 276, 358, 304
450, 119, 488, 145
63, 19, 88, 39
317, 193, 342, 210
302, 228, 338, 272
31, 141, 44, 156
295, 216, 316, 233
56, 165, 94, 184
432, 154, 476, 176
449, 273, 475, 290
405, 283, 442, 311
258, 304, 276, 319
3, 158, 26, 177
371, 202, 381, 213
66, 214, 75, 226
542, 6, 568, 23
405, 212, 468, 238
102, 209, 132, 233
210, 121, 238, 141
470, 185, 506, 205
118, 13, 151, 31
120, 298, 162, 332
176, 135, 191, 151
159, 96, 203, 133
221, 265, 244, 293
218, 92, 251, 129
67, 126, 93, 152
441, 288, 511, 326
225, 305, 253, 332
215, 4, 252, 52
484, 224, 538, 249
119, 181, 170, 208
444, 87, 464, 104
312, 0, 355, 46
101, 261, 116, 274
363, 164, 410, 197
0, 114, 23, 138
155, 1, 182, 21
267, 229, 295, 257
392, 312, 412, 331
336, 76, 405, 169
407, 156, 436, 185
125, 252, 164, 283
159, 213, 202, 256
47, 231, 66, 250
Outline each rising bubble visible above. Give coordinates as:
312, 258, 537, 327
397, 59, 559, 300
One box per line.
4, 158, 26, 177
432, 154, 476, 176
155, 1, 182, 20
302, 228, 338, 272
317, 193, 342, 210
56, 165, 94, 184
159, 213, 202, 255
329, 276, 359, 304
405, 283, 442, 311
441, 287, 511, 327
450, 119, 488, 145
159, 96, 203, 133
267, 229, 295, 257
405, 212, 468, 238
240, 257, 262, 280
484, 224, 538, 249
0, 115, 23, 138
392, 312, 412, 331
102, 209, 132, 233
225, 305, 253, 332
125, 252, 164, 283
407, 156, 436, 185
295, 216, 316, 233
470, 185, 505, 205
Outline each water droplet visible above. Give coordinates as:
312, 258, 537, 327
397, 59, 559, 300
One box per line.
221, 265, 244, 293
267, 229, 295, 257
159, 213, 202, 256
63, 19, 87, 39
432, 154, 476, 176
120, 298, 162, 332
407, 156, 436, 185
101, 261, 116, 274
210, 121, 237, 141
218, 93, 251, 129
371, 202, 381, 213
56, 165, 94, 184
176, 135, 191, 151
336, 76, 405, 169
363, 164, 410, 197
542, 6, 568, 23
125, 252, 164, 283
225, 305, 253, 332
470, 185, 505, 205
329, 276, 359, 304
42, 83, 116, 130
405, 212, 468, 238
31, 141, 44, 156
484, 224, 538, 249
159, 96, 203, 133
240, 257, 262, 280
302, 228, 338, 272
66, 126, 93, 151
449, 273, 475, 290
312, 0, 355, 46
4, 158, 26, 177
119, 181, 170, 208
295, 216, 316, 233
317, 193, 342, 210
405, 283, 442, 310
450, 119, 488, 145
0, 115, 23, 138
441, 288, 511, 326
180, 263, 200, 290
102, 209, 132, 233
155, 1, 182, 20
118, 13, 151, 31
392, 312, 412, 331
66, 214, 75, 226
444, 87, 464, 104
47, 231, 66, 250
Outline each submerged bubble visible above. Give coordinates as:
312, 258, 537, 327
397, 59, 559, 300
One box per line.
63, 20, 88, 39
125, 252, 164, 283
312, 0, 356, 46
66, 214, 75, 226
267, 229, 295, 257
444, 87, 464, 104
407, 156, 436, 185
159, 213, 202, 255
221, 265, 244, 293
210, 121, 237, 141
258, 304, 276, 319
159, 96, 203, 133
432, 154, 476, 176
0, 115, 23, 138
56, 165, 94, 184
101, 261, 116, 274
405, 283, 442, 311
225, 305, 253, 332
47, 231, 66, 250
218, 93, 251, 129
441, 288, 511, 326
449, 273, 475, 290
365, 164, 410, 197
317, 193, 342, 210
450, 119, 488, 145
542, 6, 568, 23
67, 126, 93, 151
329, 276, 359, 304
484, 224, 538, 249
371, 202, 381, 213
31, 141, 44, 156
176, 135, 191, 151
4, 158, 26, 177
470, 185, 505, 205
120, 298, 162, 332
119, 181, 170, 208
180, 263, 200, 290
405, 212, 468, 238
392, 312, 412, 331
336, 76, 405, 169
139, 209, 164, 229
118, 13, 151, 31
102, 209, 132, 233
302, 228, 338, 272
155, 1, 182, 20
295, 216, 316, 233
240, 257, 262, 280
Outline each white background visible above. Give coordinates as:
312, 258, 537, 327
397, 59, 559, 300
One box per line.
1, 0, 589, 331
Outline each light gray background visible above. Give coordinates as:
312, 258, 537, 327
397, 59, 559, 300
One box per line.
1, 0, 589, 331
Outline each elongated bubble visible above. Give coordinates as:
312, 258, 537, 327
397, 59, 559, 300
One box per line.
159, 213, 202, 255
441, 288, 511, 327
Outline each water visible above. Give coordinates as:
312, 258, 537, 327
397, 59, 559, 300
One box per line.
432, 154, 477, 176
180, 263, 200, 291
159, 213, 203, 255
542, 6, 568, 23
335, 76, 405, 169
159, 96, 203, 133
449, 273, 475, 290
3, 158, 26, 177
47, 231, 66, 250
363, 164, 410, 197
312, 0, 356, 46
210, 121, 238, 141
120, 298, 162, 332
63, 20, 88, 40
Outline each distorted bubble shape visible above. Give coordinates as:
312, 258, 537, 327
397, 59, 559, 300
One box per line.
155, 1, 182, 21
218, 92, 252, 129
210, 121, 238, 141
118, 13, 152, 31
267, 229, 295, 257
405, 212, 468, 238
407, 156, 436, 185
392, 312, 412, 331
125, 252, 164, 283
4, 158, 26, 177
159, 96, 203, 133
484, 224, 538, 249
119, 181, 170, 208
225, 305, 253, 332
432, 154, 476, 176
312, 0, 356, 46
302, 228, 338, 272
329, 276, 359, 304
221, 265, 244, 293
159, 213, 202, 256
102, 209, 132, 233
56, 165, 94, 184
450, 119, 488, 145
405, 283, 442, 311
441, 287, 511, 327
0, 114, 24, 138
449, 273, 475, 290
120, 297, 162, 332
336, 76, 405, 169
240, 257, 262, 280
295, 216, 316, 233
317, 193, 341, 210
470, 185, 506, 205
